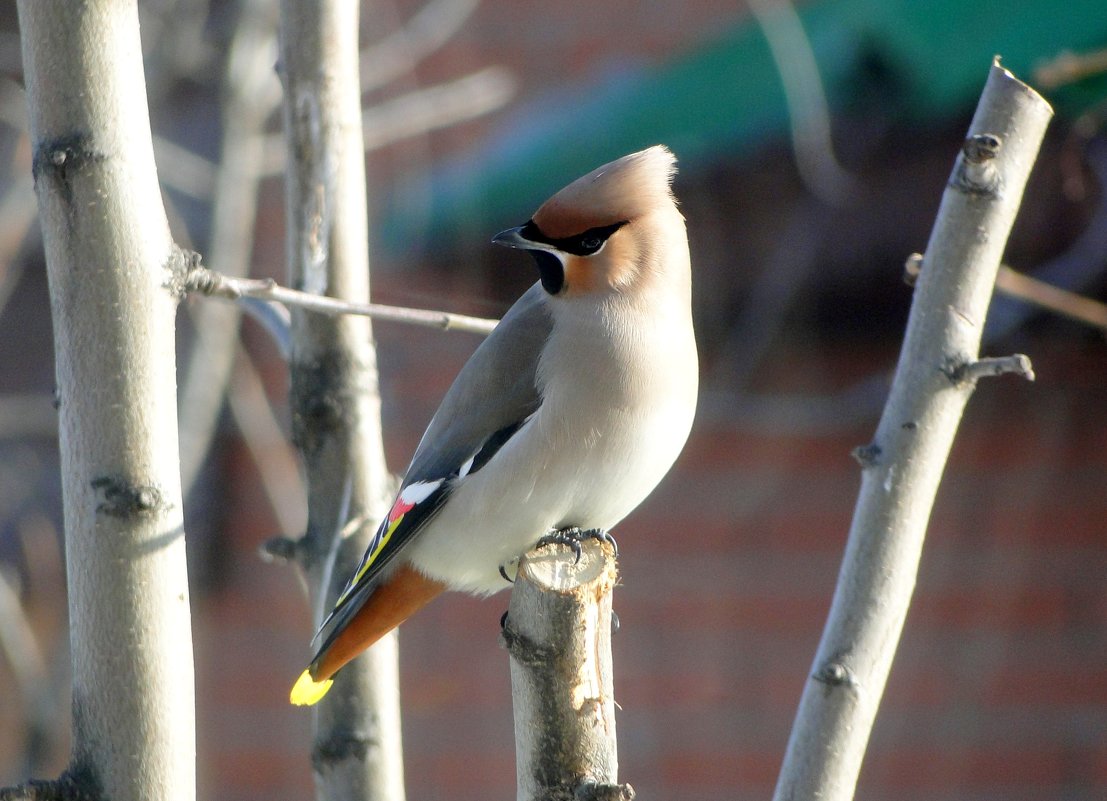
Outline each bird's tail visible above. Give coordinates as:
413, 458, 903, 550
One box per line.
289, 564, 446, 706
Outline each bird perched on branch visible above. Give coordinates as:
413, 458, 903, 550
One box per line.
291, 145, 698, 705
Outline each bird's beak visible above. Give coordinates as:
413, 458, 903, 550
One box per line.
491, 226, 532, 250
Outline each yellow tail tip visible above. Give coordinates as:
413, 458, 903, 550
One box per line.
290, 669, 333, 706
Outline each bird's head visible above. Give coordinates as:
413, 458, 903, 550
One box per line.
492, 145, 684, 297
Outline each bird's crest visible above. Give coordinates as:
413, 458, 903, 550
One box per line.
533, 145, 677, 239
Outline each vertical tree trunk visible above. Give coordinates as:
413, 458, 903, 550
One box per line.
772, 60, 1052, 801
15, 2, 195, 800
504, 541, 632, 801
278, 2, 406, 799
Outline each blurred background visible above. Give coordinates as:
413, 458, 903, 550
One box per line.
1, 1, 1107, 799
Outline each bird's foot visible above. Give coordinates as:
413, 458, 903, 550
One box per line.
498, 563, 515, 584
536, 527, 618, 564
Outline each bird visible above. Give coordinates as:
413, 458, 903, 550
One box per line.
290, 144, 698, 706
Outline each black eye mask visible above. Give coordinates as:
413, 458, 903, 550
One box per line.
520, 219, 627, 257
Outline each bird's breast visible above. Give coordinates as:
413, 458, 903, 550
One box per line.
407, 300, 697, 593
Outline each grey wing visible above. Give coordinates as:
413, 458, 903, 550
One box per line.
309, 284, 551, 649
405, 281, 552, 484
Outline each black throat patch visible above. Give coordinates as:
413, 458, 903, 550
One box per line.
530, 250, 564, 295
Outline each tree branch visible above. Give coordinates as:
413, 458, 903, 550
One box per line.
772, 59, 1053, 801
907, 247, 1107, 333
995, 264, 1107, 331
177, 0, 281, 501
261, 66, 517, 169
504, 540, 632, 801
184, 264, 499, 335
746, 0, 856, 203
360, 0, 480, 91
228, 343, 307, 538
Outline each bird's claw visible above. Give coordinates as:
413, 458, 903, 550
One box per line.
536, 527, 618, 564
498, 563, 514, 583
584, 527, 619, 557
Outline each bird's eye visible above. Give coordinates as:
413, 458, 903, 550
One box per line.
543, 221, 626, 257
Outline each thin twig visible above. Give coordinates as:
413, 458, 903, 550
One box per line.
951, 354, 1036, 383
747, 0, 856, 204
996, 264, 1107, 331
362, 66, 515, 151
186, 266, 499, 335
228, 343, 306, 538
360, 0, 480, 91
906, 251, 1107, 332
261, 67, 516, 172
177, 0, 281, 501
1034, 47, 1107, 89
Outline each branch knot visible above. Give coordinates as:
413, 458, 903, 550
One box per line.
950, 133, 1003, 196
91, 476, 169, 518
850, 442, 882, 468
311, 727, 379, 772
813, 659, 858, 691
258, 535, 304, 565
500, 615, 559, 668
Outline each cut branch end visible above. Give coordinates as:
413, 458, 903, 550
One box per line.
950, 354, 1036, 384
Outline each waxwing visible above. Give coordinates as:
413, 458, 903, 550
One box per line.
291, 145, 698, 705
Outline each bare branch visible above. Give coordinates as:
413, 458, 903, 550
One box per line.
278, 1, 405, 798
186, 266, 499, 335
177, 0, 281, 500
228, 344, 306, 537
1034, 47, 1107, 89
360, 0, 481, 91
261, 66, 516, 172
362, 66, 516, 151
773, 60, 1052, 801
746, 0, 856, 203
996, 264, 1107, 331
907, 251, 1107, 333
504, 540, 630, 801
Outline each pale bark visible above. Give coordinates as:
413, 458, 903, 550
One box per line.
504, 541, 632, 801
187, 267, 499, 334
772, 60, 1052, 801
278, 1, 405, 799
177, 0, 281, 498
12, 2, 195, 801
